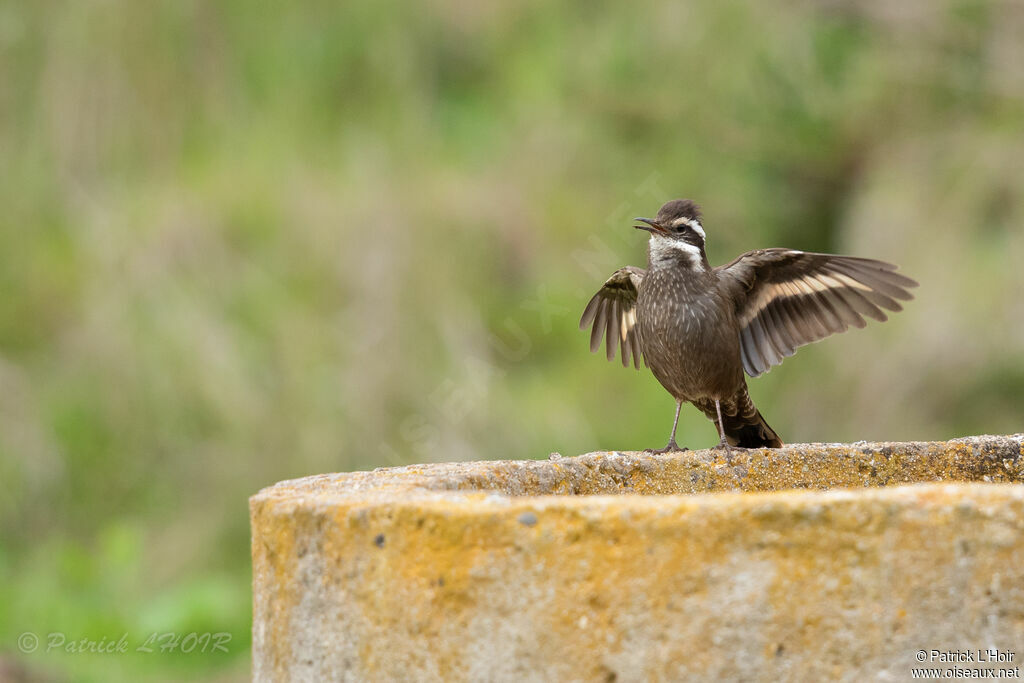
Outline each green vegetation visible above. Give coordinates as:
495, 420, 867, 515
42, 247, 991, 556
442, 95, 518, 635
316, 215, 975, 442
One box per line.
1, 1, 1022, 680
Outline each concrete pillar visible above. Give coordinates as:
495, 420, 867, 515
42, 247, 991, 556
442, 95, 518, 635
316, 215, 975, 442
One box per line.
251, 435, 1024, 681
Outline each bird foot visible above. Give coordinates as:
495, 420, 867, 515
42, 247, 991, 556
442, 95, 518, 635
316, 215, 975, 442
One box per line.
645, 440, 689, 455
712, 440, 745, 464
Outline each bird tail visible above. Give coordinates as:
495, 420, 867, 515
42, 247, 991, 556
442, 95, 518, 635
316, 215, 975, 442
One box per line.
722, 408, 783, 448
697, 393, 783, 448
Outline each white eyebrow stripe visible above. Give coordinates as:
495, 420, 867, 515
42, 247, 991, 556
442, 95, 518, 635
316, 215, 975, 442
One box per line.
670, 216, 705, 239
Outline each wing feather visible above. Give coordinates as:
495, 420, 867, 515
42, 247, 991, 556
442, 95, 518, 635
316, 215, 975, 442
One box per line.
739, 326, 763, 376
763, 301, 799, 354
588, 300, 605, 352
830, 288, 872, 326
579, 266, 646, 369
630, 322, 643, 369
810, 287, 846, 333
828, 261, 912, 302
717, 249, 917, 377
828, 287, 865, 328
605, 298, 618, 362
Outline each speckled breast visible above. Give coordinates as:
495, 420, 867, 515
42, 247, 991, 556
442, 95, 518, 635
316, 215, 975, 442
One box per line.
636, 269, 744, 401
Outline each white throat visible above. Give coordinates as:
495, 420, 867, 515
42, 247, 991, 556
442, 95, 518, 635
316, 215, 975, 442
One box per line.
648, 234, 703, 268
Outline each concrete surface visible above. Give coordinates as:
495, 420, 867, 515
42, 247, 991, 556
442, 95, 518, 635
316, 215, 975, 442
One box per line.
251, 434, 1024, 682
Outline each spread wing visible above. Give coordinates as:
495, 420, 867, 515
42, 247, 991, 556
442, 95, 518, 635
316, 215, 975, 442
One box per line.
579, 266, 645, 369
717, 249, 918, 377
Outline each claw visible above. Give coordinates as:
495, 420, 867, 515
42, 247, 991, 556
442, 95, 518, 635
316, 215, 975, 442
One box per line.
645, 440, 689, 455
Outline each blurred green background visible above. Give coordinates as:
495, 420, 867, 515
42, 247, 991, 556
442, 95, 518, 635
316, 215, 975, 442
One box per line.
1, 0, 1022, 680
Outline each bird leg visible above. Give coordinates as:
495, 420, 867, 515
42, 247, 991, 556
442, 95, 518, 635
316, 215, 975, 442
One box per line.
711, 399, 735, 460
646, 400, 688, 454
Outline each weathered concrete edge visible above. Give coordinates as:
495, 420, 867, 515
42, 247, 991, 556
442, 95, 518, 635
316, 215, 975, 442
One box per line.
251, 434, 1024, 508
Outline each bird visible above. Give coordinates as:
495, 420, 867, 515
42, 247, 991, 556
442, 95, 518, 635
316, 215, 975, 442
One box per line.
579, 199, 918, 452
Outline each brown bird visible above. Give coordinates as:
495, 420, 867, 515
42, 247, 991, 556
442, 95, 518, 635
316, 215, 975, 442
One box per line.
580, 199, 918, 452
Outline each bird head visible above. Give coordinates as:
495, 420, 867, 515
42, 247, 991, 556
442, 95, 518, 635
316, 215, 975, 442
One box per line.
634, 199, 707, 267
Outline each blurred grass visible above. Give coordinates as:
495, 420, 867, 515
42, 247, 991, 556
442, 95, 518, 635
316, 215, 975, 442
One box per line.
1, 0, 1023, 680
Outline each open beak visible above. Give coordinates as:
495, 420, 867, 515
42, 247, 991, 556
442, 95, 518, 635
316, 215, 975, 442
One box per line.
634, 217, 667, 234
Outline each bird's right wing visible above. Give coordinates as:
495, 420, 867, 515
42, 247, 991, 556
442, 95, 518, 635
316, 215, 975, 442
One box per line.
579, 266, 645, 369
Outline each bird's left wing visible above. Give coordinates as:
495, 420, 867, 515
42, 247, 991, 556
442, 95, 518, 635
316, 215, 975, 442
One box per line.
716, 249, 918, 377
579, 266, 645, 369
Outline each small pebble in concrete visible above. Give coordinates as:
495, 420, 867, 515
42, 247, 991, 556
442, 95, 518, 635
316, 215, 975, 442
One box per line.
549, 452, 562, 460
374, 534, 385, 548
518, 511, 538, 527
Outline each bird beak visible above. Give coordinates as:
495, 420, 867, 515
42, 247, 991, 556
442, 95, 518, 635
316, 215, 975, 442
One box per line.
634, 218, 667, 234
